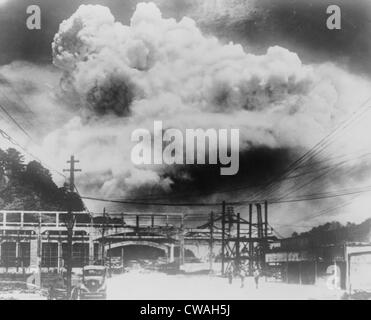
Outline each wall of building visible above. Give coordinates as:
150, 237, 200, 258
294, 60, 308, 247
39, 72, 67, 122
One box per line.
0, 211, 217, 273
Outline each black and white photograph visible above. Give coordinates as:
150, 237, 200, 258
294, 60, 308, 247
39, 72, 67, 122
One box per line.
0, 0, 371, 303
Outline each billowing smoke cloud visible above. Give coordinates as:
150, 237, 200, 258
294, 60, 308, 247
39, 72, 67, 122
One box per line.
43, 2, 371, 204
52, 3, 319, 118
8, 1, 359, 219
0, 1, 369, 233
0, 61, 76, 141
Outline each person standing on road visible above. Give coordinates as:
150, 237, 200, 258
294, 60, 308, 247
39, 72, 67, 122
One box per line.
253, 268, 260, 289
239, 267, 246, 288
227, 269, 233, 285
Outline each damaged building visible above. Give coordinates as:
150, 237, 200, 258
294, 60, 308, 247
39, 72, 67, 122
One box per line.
266, 219, 371, 293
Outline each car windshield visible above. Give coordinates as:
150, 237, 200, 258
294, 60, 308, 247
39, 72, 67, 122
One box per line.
84, 269, 105, 276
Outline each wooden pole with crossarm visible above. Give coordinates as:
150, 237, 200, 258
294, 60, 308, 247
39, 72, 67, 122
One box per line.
63, 155, 81, 299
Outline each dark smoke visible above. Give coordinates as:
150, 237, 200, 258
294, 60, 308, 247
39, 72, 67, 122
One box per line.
199, 0, 371, 76
86, 76, 135, 116
125, 146, 299, 201
124, 144, 371, 207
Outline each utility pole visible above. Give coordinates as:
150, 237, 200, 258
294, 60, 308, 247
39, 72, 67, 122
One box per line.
221, 201, 226, 276
63, 155, 81, 299
209, 212, 214, 273
256, 203, 263, 270
121, 247, 125, 274
101, 208, 106, 266
36, 213, 42, 288
248, 204, 253, 276
236, 212, 241, 270
179, 214, 185, 268
121, 213, 125, 273
108, 238, 112, 277
63, 156, 81, 194
264, 201, 268, 238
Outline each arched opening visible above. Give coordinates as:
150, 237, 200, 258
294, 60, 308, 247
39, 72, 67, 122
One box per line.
105, 241, 169, 270
108, 245, 166, 261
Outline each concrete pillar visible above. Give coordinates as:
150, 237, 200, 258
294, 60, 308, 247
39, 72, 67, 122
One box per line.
30, 239, 38, 269
15, 241, 19, 258
37, 216, 42, 269
121, 247, 124, 271
89, 234, 94, 265
57, 241, 62, 271
29, 237, 41, 287
179, 238, 185, 266
21, 212, 24, 228
98, 243, 103, 261
169, 244, 175, 263
15, 241, 20, 272
3, 212, 6, 227
56, 213, 59, 228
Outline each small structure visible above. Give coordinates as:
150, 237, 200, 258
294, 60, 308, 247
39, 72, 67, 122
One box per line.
266, 239, 371, 292
345, 244, 371, 294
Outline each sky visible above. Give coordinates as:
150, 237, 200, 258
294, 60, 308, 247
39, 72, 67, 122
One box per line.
0, 0, 371, 236
0, 0, 370, 71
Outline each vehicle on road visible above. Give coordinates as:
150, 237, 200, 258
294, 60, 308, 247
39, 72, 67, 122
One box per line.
48, 269, 82, 300
79, 265, 107, 300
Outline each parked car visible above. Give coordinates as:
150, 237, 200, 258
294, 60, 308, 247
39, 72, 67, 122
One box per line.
79, 265, 107, 300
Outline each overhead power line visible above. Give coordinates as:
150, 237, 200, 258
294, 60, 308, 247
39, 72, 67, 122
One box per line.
271, 194, 361, 234
0, 75, 38, 119
267, 186, 371, 204
0, 102, 33, 141
97, 149, 371, 203
81, 196, 221, 207
80, 184, 371, 207
249, 97, 371, 201
82, 99, 371, 204
0, 126, 65, 178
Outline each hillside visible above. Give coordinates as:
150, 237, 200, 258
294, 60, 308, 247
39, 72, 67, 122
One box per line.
292, 219, 371, 246
0, 147, 84, 211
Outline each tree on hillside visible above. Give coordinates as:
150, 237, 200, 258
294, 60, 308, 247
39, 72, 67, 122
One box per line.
292, 219, 371, 244
0, 147, 84, 211
0, 148, 25, 177
23, 161, 59, 201
58, 184, 85, 212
